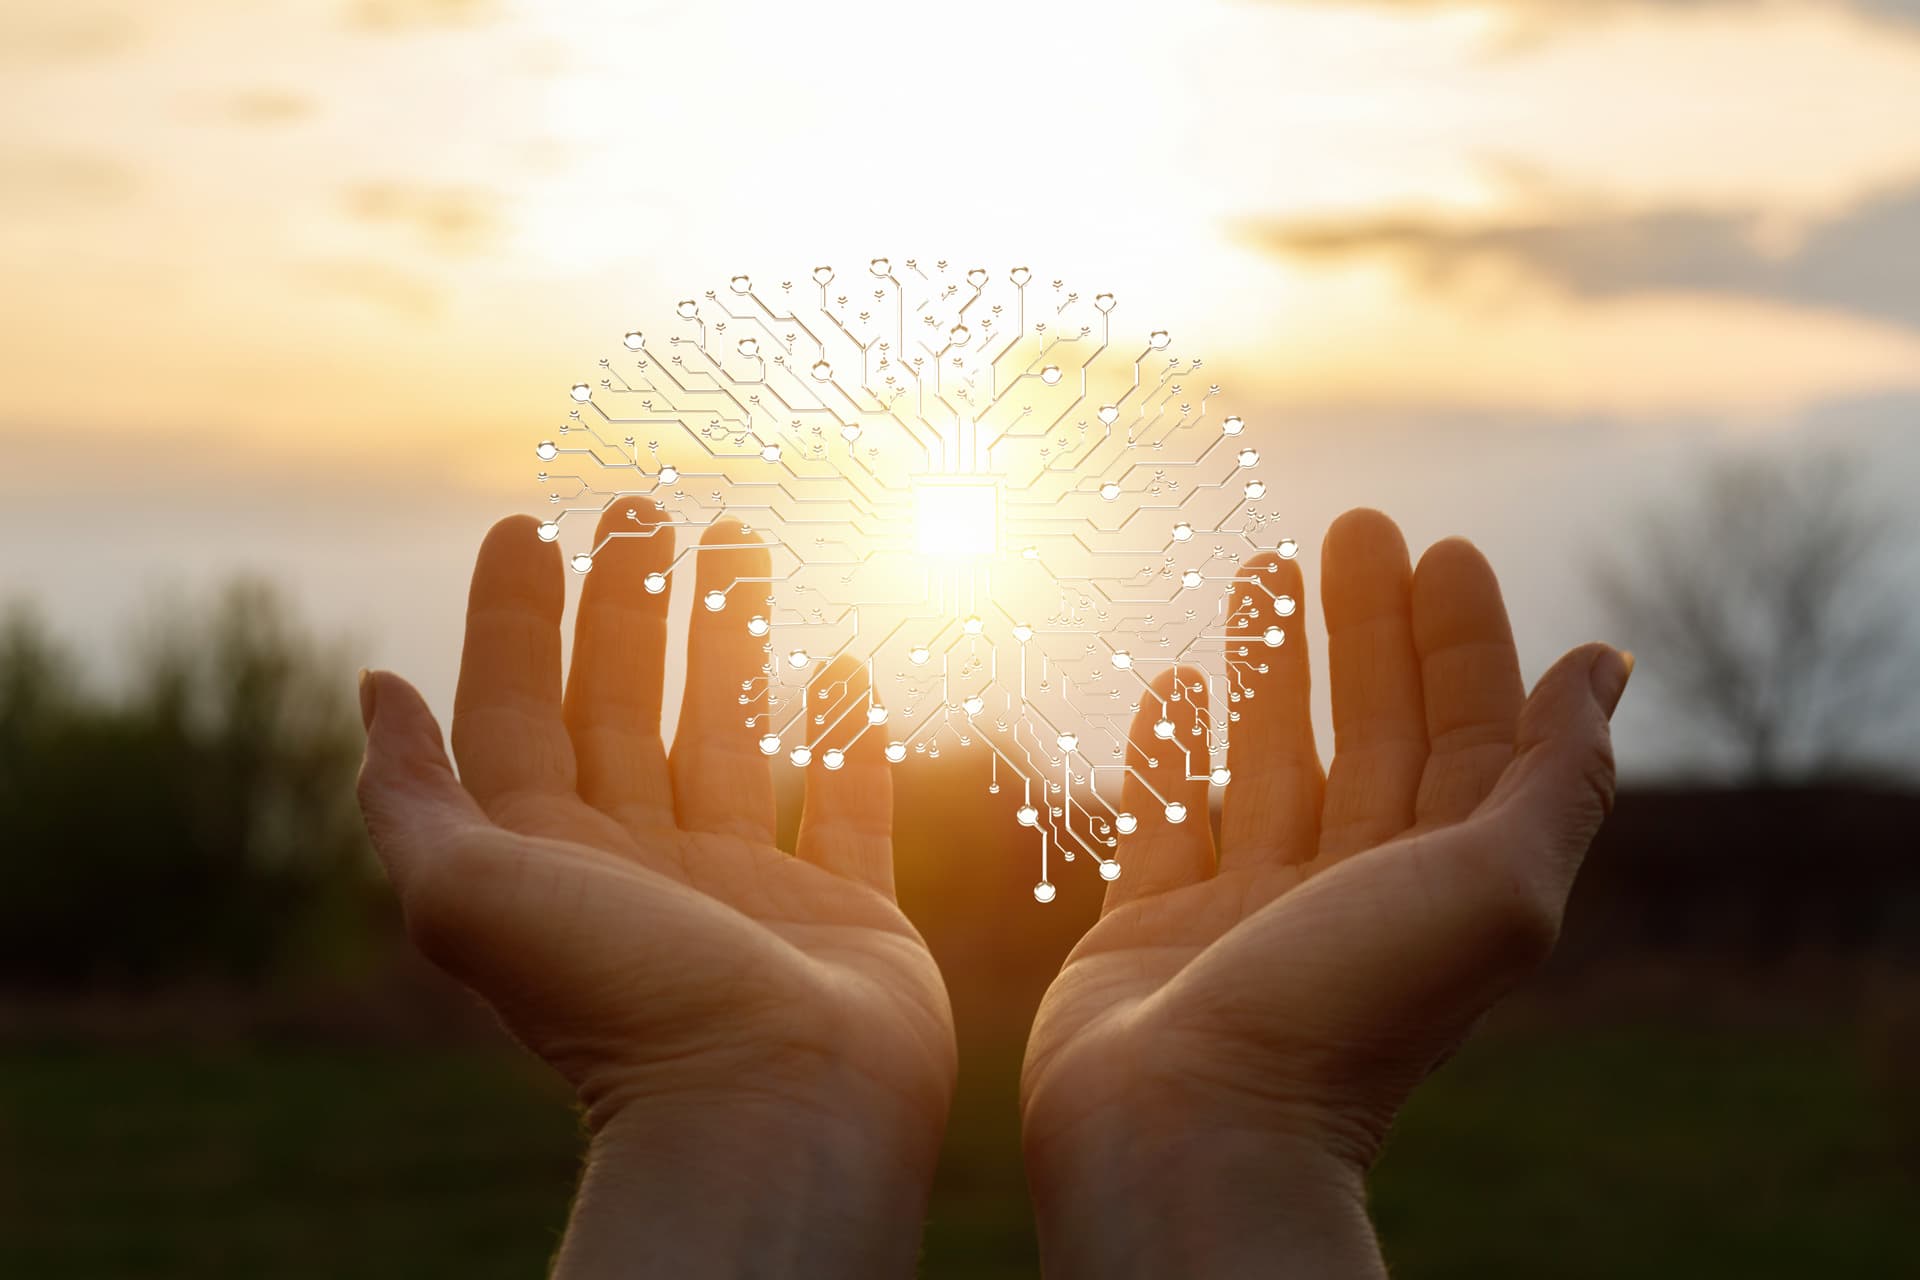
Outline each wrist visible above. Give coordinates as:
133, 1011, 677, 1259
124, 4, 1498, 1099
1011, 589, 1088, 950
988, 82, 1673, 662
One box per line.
556, 1083, 945, 1279
1026, 1114, 1384, 1279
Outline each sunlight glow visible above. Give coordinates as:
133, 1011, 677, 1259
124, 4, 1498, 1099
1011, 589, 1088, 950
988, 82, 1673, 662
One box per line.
914, 482, 1000, 560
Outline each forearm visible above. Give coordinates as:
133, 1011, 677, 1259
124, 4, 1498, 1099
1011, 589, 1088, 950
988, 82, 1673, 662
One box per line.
1027, 1123, 1386, 1279
554, 1097, 938, 1279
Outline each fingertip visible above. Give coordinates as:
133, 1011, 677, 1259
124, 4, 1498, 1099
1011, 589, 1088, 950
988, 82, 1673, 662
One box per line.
1589, 645, 1633, 718
357, 667, 375, 732
472, 513, 564, 615
1321, 507, 1412, 622
1324, 507, 1407, 566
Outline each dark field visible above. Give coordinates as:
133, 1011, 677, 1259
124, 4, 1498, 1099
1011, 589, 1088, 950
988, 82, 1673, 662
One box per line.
3, 1014, 1913, 1278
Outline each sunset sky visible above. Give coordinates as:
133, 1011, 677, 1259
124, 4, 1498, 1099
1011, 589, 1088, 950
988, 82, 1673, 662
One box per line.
4, 0, 1917, 777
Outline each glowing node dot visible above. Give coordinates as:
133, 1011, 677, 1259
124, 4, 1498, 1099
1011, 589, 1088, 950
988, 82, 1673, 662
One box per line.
536, 521, 560, 542
841, 423, 862, 442
1165, 802, 1188, 824
909, 646, 931, 665
811, 360, 832, 380
1101, 482, 1122, 501
1238, 448, 1260, 467
570, 384, 592, 402
1264, 626, 1285, 647
623, 331, 645, 350
1017, 804, 1039, 826
1171, 522, 1194, 542
822, 748, 845, 771
759, 735, 781, 755
659, 465, 679, 484
1098, 861, 1122, 881
738, 338, 759, 358
761, 444, 782, 463
1154, 718, 1176, 740
704, 590, 727, 611
1276, 595, 1296, 617
1111, 651, 1132, 669
1114, 813, 1138, 834
867, 705, 889, 724
1013, 624, 1034, 643
1278, 538, 1299, 559
963, 615, 984, 635
570, 553, 594, 575
1149, 330, 1170, 349
788, 649, 810, 668
1244, 480, 1267, 500
1034, 881, 1057, 903
1098, 405, 1120, 425
536, 441, 559, 460
789, 746, 812, 766
746, 614, 769, 635
1057, 733, 1079, 752
963, 695, 985, 716
1211, 767, 1232, 787
1182, 570, 1203, 589
645, 572, 667, 594
1041, 365, 1062, 385
884, 742, 907, 762
1223, 416, 1245, 435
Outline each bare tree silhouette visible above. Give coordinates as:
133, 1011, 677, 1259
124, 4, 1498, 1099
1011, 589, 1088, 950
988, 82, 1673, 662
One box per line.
1597, 453, 1915, 783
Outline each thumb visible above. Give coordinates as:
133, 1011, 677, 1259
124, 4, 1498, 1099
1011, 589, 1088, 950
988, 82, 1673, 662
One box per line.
1479, 643, 1632, 900
356, 669, 489, 898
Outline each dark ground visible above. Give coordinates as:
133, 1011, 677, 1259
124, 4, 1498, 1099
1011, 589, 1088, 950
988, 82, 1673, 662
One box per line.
3, 784, 1917, 1277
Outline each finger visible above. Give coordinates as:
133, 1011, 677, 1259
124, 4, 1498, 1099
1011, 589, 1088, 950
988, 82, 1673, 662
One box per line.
1410, 538, 1525, 828
670, 520, 776, 843
1219, 552, 1323, 871
1102, 666, 1215, 916
1478, 644, 1632, 912
357, 668, 491, 905
564, 499, 677, 838
1317, 508, 1427, 863
795, 656, 896, 896
452, 515, 623, 842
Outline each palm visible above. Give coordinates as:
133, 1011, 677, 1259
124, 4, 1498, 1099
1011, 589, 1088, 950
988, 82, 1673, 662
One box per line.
359, 508, 954, 1135
1025, 510, 1625, 1177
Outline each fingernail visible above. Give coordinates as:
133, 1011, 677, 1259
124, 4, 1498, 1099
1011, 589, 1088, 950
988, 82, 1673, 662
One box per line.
1589, 647, 1632, 717
357, 668, 376, 731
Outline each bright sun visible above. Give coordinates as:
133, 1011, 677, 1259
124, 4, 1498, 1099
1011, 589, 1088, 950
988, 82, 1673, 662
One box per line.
914, 481, 1000, 559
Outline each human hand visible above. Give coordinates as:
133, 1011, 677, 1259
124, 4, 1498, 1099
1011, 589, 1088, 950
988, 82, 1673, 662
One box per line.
1020, 508, 1632, 1277
356, 508, 955, 1278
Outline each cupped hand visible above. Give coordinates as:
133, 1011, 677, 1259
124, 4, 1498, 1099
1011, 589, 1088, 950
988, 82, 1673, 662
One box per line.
356, 507, 954, 1277
1021, 508, 1631, 1277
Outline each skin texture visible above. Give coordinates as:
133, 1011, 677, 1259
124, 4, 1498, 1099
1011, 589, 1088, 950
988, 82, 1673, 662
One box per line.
355, 505, 955, 1278
1020, 508, 1632, 1277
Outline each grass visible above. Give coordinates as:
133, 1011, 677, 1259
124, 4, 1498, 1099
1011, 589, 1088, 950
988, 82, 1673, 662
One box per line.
0, 1021, 1912, 1277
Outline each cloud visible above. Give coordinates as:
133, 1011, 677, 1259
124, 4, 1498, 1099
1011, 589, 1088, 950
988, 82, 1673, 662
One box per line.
345, 0, 498, 32
344, 184, 499, 257
1242, 178, 1920, 333
297, 259, 443, 317
0, 146, 137, 215
216, 90, 313, 126
0, 9, 141, 67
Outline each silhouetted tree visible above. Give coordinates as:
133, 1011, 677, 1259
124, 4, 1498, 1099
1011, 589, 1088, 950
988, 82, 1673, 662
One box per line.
0, 580, 378, 988
1597, 453, 1915, 783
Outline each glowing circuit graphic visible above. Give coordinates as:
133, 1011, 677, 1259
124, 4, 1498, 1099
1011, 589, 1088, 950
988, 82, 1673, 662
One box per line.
534, 258, 1296, 900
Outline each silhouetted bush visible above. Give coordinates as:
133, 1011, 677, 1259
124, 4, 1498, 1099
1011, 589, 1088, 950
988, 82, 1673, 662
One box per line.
0, 583, 378, 990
